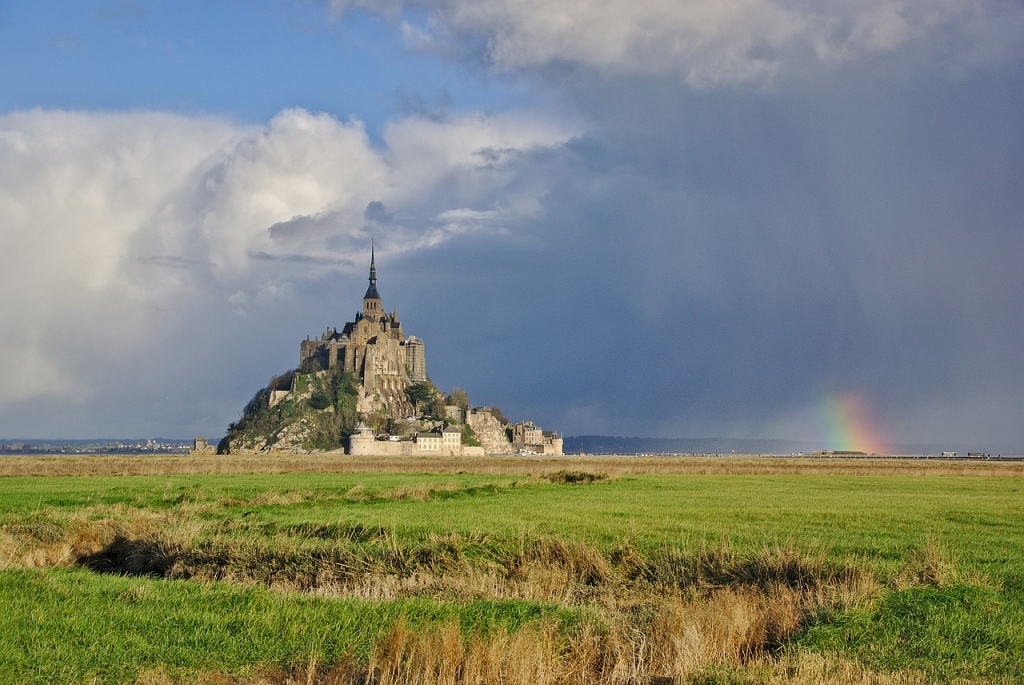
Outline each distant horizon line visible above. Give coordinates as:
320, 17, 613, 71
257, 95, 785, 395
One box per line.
2, 435, 1020, 456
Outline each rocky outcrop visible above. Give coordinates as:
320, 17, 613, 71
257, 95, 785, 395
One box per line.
221, 370, 356, 454
356, 381, 414, 420
469, 411, 515, 454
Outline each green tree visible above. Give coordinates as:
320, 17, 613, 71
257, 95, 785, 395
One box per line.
406, 381, 435, 414
308, 391, 331, 410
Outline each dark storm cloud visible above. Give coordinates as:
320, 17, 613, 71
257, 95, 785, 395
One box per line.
363, 201, 394, 224
388, 65, 1024, 452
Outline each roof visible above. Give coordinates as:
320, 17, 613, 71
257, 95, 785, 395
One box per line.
364, 240, 380, 300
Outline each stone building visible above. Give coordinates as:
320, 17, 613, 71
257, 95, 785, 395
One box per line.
300, 246, 426, 412
508, 420, 564, 455
189, 437, 217, 455
347, 422, 486, 456
415, 433, 443, 452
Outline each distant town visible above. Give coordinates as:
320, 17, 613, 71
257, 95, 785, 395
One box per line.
0, 439, 192, 455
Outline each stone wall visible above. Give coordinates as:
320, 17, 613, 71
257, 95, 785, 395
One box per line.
349, 433, 412, 456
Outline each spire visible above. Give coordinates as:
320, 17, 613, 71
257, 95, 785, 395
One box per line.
363, 240, 381, 302
369, 239, 376, 283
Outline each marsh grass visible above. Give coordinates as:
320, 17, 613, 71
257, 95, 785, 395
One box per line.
1, 463, 1023, 683
2, 509, 887, 683
4, 453, 1024, 479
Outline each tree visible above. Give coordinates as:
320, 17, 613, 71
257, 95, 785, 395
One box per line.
446, 387, 470, 411
429, 395, 447, 419
308, 391, 331, 410
268, 370, 295, 392
489, 406, 509, 425
406, 381, 435, 414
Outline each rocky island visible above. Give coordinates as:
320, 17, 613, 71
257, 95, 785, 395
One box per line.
219, 247, 561, 456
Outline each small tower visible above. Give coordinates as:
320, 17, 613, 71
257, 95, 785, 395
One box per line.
362, 241, 382, 320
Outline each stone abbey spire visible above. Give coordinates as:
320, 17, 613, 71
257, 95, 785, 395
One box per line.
362, 240, 382, 316
301, 242, 427, 410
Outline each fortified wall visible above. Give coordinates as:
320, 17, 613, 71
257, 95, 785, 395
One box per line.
348, 423, 486, 456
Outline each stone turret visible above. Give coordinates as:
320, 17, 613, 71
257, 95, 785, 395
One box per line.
347, 422, 376, 455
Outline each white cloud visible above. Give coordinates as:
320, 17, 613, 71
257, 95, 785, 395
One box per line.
332, 0, 1024, 86
0, 107, 576, 408
0, 110, 237, 401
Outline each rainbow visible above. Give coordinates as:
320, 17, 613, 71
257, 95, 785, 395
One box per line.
817, 392, 891, 454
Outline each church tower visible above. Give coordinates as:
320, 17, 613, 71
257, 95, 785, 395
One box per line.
362, 241, 382, 320
301, 241, 423, 396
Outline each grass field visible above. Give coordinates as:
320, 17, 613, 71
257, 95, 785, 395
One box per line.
1, 455, 1022, 683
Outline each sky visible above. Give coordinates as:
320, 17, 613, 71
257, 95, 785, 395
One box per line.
1, 0, 1022, 453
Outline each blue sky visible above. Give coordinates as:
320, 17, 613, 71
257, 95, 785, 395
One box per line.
0, 2, 531, 126
2, 0, 1023, 452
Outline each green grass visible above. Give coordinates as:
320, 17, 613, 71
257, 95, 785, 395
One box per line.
2, 469, 1024, 682
796, 584, 1024, 679
4, 472, 1021, 576
0, 567, 574, 683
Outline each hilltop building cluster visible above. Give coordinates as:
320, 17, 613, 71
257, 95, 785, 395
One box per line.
299, 245, 425, 416
269, 246, 561, 456
349, 406, 563, 456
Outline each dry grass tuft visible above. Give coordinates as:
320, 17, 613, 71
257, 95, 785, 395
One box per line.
310, 580, 877, 684
545, 470, 609, 484
893, 536, 989, 589
343, 481, 514, 503
366, 619, 562, 685
644, 586, 806, 677
1, 513, 159, 569
134, 650, 934, 685
510, 536, 612, 588
387, 482, 462, 501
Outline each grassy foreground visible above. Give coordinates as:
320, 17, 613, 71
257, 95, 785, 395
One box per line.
1, 455, 1022, 683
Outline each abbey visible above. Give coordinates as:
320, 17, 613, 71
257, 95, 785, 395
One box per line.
300, 246, 426, 412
